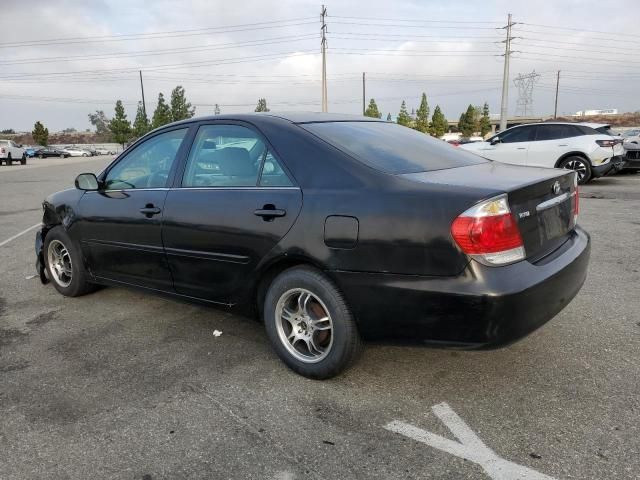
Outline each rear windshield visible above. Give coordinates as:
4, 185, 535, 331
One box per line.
301, 121, 487, 174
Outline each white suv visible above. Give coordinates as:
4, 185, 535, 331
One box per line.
461, 122, 625, 184
0, 139, 26, 165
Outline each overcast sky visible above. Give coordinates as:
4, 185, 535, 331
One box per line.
1, 0, 638, 132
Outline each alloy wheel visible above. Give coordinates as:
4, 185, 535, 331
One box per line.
47, 239, 73, 288
275, 288, 334, 363
563, 159, 587, 181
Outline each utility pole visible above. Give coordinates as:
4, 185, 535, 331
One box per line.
320, 5, 328, 112
554, 70, 561, 119
139, 70, 147, 119
499, 13, 513, 132
362, 72, 366, 115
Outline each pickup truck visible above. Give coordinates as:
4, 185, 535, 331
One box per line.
0, 139, 26, 165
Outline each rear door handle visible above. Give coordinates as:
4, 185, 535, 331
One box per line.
139, 206, 161, 217
517, 147, 526, 150
558, 144, 568, 147
254, 208, 286, 219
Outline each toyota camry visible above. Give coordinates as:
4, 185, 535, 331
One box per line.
35, 113, 590, 379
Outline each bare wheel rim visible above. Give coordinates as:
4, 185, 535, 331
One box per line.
275, 288, 334, 363
47, 239, 73, 288
563, 159, 587, 181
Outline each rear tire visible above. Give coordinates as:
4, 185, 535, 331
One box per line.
263, 266, 362, 379
6, 154, 12, 166
44, 226, 97, 297
559, 156, 592, 184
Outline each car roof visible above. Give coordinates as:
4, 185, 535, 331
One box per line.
576, 122, 610, 128
170, 111, 384, 126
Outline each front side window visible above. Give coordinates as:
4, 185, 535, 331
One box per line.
499, 126, 533, 143
105, 128, 187, 190
183, 124, 291, 187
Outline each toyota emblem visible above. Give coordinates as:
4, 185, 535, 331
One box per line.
552, 181, 561, 195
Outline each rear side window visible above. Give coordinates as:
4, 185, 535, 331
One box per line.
535, 124, 581, 141
182, 124, 292, 187
301, 121, 486, 174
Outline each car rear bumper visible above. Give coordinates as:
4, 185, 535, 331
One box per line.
332, 226, 590, 348
591, 159, 616, 177
623, 149, 640, 171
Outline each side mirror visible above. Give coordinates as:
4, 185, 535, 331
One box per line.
17, 144, 23, 148
75, 173, 100, 191
490, 137, 501, 145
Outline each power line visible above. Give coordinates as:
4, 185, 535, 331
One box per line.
0, 35, 318, 66
0, 17, 317, 48
519, 22, 640, 39
331, 15, 502, 24
330, 20, 500, 30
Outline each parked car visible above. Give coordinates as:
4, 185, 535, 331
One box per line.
62, 146, 90, 157
34, 147, 70, 158
82, 146, 98, 156
95, 147, 116, 155
35, 113, 590, 379
461, 122, 624, 184
621, 129, 640, 145
24, 146, 38, 158
622, 142, 640, 172
0, 139, 26, 165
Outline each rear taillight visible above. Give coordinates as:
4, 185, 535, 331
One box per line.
0, 148, 5, 154
451, 195, 525, 266
596, 139, 621, 147
572, 174, 579, 225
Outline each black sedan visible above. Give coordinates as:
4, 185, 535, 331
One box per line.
34, 147, 70, 158
35, 113, 590, 379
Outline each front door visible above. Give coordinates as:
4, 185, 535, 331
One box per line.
78, 127, 190, 290
162, 123, 302, 302
481, 125, 535, 165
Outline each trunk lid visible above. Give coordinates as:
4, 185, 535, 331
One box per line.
401, 162, 577, 261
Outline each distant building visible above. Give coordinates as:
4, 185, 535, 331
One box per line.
574, 109, 618, 116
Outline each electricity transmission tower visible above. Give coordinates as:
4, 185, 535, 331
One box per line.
513, 70, 541, 117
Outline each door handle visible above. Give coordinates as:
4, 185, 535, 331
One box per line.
517, 147, 526, 150
139, 205, 161, 217
558, 144, 568, 147
254, 206, 286, 220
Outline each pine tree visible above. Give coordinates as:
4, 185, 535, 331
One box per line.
170, 85, 195, 121
459, 104, 478, 137
386, 112, 392, 121
132, 102, 150, 138
32, 121, 49, 146
479, 102, 491, 137
397, 101, 411, 126
109, 100, 132, 147
88, 110, 110, 135
214, 104, 221, 115
414, 92, 430, 133
255, 98, 270, 112
151, 93, 172, 129
364, 98, 381, 118
431, 105, 448, 138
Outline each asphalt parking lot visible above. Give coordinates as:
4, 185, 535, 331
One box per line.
1, 157, 638, 480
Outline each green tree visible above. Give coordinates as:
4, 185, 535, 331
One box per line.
459, 104, 478, 137
1, 128, 15, 134
364, 98, 381, 118
414, 92, 430, 133
170, 85, 195, 121
397, 100, 411, 126
255, 98, 270, 112
32, 121, 49, 146
479, 102, 491, 137
109, 100, 132, 148
386, 112, 392, 121
214, 104, 221, 115
151, 93, 172, 129
431, 105, 448, 138
132, 101, 151, 138
88, 110, 110, 135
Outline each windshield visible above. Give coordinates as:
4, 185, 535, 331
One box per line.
301, 121, 486, 174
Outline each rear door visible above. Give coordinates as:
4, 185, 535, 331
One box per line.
479, 125, 535, 165
162, 122, 302, 302
527, 124, 583, 168
78, 126, 190, 290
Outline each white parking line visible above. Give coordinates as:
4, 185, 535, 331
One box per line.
0, 223, 41, 248
384, 402, 556, 480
